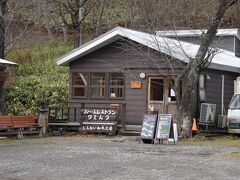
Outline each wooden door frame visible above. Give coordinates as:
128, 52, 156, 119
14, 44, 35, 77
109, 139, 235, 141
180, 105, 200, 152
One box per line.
148, 76, 167, 113
148, 76, 166, 103
147, 76, 177, 113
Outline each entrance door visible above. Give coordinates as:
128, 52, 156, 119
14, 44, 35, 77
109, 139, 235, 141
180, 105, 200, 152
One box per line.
148, 77, 177, 120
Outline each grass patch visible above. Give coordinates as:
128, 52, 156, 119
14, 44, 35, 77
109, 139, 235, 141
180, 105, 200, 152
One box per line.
0, 137, 54, 145
226, 152, 240, 160
0, 134, 116, 145
179, 135, 240, 147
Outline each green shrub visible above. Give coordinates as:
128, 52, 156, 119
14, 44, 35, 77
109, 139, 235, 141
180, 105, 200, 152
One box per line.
4, 42, 72, 115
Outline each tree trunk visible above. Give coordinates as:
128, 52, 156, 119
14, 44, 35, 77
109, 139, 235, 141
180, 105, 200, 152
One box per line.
43, 0, 53, 42
74, 26, 81, 47
178, 67, 199, 138
73, 8, 81, 47
63, 26, 68, 43
177, 0, 239, 138
0, 0, 7, 59
95, 0, 106, 36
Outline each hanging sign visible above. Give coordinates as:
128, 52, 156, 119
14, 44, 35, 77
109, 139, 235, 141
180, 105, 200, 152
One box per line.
155, 114, 172, 140
131, 81, 142, 89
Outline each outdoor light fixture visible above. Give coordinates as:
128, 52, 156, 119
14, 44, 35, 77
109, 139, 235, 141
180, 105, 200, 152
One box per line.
140, 72, 146, 79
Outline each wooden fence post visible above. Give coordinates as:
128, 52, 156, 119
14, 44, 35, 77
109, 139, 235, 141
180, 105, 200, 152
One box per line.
38, 102, 48, 135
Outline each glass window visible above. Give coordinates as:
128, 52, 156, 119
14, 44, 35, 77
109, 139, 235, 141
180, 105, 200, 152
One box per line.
230, 94, 240, 109
109, 73, 124, 98
73, 87, 85, 97
72, 72, 87, 97
74, 73, 87, 85
110, 88, 123, 98
110, 73, 124, 85
168, 79, 176, 101
91, 73, 106, 85
150, 79, 164, 101
91, 73, 105, 98
72, 72, 125, 99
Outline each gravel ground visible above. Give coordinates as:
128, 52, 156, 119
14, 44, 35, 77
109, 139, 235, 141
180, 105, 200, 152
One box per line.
0, 136, 240, 180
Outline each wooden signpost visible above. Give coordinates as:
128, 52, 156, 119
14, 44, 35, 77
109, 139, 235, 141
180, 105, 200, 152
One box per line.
140, 114, 158, 144
155, 114, 174, 144
80, 108, 118, 134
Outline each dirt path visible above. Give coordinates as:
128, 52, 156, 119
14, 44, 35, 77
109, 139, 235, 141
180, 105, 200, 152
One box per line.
0, 136, 240, 180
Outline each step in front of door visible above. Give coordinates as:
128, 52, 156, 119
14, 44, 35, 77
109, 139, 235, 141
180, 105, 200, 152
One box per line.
119, 125, 141, 136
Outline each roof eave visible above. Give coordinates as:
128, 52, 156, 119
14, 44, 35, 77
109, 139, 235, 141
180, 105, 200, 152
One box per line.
209, 63, 240, 73
0, 58, 17, 65
156, 28, 238, 38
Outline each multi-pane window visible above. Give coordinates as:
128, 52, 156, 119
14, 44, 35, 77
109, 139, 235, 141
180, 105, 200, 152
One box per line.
109, 72, 124, 99
90, 73, 106, 98
72, 72, 88, 97
72, 72, 125, 99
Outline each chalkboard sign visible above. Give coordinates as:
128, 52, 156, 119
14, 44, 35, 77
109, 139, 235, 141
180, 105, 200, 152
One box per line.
140, 114, 158, 140
155, 114, 172, 140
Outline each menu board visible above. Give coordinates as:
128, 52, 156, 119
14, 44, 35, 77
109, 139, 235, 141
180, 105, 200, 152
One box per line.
155, 114, 172, 140
140, 114, 158, 140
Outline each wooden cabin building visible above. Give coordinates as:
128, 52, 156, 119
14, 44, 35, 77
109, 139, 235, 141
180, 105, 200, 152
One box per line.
57, 27, 240, 133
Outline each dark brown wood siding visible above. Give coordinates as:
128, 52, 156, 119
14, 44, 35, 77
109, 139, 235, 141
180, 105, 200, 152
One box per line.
205, 70, 238, 116
125, 70, 147, 125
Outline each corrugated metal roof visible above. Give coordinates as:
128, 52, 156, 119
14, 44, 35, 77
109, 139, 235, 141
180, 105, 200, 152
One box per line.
0, 58, 17, 65
57, 27, 240, 73
156, 29, 238, 37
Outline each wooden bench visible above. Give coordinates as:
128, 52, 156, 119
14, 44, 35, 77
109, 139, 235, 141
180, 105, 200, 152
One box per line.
12, 116, 43, 138
0, 116, 14, 136
0, 116, 42, 139
0, 116, 14, 129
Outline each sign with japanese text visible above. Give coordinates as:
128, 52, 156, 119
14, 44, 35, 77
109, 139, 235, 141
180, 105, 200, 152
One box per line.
81, 108, 118, 134
82, 124, 114, 132
81, 108, 118, 121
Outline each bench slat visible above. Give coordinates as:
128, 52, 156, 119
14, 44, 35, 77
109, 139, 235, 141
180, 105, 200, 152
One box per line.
0, 116, 13, 127
12, 116, 36, 127
0, 115, 42, 138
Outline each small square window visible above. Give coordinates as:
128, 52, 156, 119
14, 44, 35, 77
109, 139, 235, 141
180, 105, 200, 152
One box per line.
168, 80, 176, 101
90, 73, 106, 98
110, 88, 123, 98
91, 87, 105, 98
72, 72, 88, 98
109, 73, 124, 99
73, 87, 86, 97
